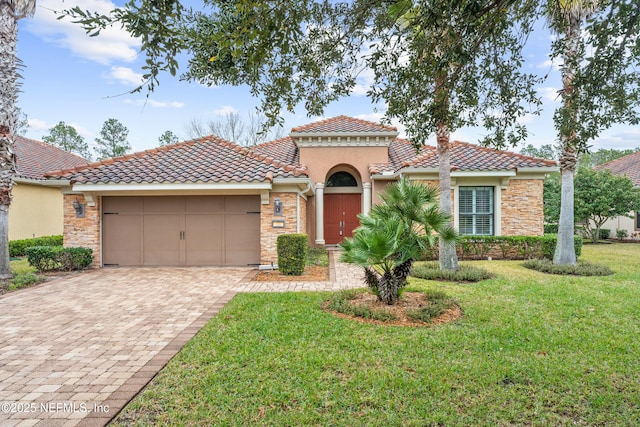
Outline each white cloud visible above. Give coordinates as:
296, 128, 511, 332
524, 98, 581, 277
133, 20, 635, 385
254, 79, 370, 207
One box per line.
538, 86, 561, 103
212, 106, 239, 116
27, 0, 140, 65
27, 118, 51, 132
536, 57, 563, 71
123, 99, 185, 108
104, 66, 143, 86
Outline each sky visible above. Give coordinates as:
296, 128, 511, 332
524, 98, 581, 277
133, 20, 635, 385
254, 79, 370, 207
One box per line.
16, 0, 640, 160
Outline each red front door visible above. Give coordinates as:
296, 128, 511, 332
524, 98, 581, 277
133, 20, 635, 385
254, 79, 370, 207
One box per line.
324, 194, 361, 244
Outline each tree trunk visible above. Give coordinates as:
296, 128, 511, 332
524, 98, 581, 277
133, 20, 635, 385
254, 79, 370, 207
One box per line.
553, 8, 582, 266
554, 153, 577, 264
0, 3, 19, 279
437, 122, 459, 271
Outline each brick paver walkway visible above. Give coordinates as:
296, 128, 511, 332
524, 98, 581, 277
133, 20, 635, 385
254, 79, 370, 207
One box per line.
0, 252, 363, 426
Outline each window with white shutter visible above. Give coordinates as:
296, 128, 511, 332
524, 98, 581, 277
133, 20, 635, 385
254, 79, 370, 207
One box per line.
459, 187, 494, 235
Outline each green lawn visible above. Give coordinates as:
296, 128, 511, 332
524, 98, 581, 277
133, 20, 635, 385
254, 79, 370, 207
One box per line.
113, 244, 640, 426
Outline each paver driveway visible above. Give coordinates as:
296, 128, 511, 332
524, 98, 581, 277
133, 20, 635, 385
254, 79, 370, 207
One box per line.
0, 254, 363, 427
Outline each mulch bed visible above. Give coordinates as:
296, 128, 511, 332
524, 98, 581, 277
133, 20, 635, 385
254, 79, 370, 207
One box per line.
323, 291, 462, 327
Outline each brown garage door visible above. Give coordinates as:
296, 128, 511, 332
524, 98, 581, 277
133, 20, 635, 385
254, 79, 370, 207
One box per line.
102, 196, 260, 266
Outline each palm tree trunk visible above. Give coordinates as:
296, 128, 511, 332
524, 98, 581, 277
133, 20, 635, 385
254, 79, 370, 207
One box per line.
0, 3, 19, 279
553, 6, 582, 266
437, 122, 459, 271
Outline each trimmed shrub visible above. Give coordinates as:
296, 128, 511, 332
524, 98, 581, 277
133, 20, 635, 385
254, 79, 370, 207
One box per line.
616, 229, 629, 240
599, 228, 611, 240
25, 246, 93, 272
58, 247, 93, 271
522, 258, 613, 276
277, 234, 308, 275
411, 262, 494, 282
9, 235, 63, 257
419, 235, 583, 261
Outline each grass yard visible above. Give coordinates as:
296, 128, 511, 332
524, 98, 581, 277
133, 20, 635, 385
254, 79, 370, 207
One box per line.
113, 244, 640, 426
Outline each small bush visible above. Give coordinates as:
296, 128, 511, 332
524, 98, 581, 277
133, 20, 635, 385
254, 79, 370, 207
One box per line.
25, 246, 62, 272
9, 272, 44, 291
25, 246, 93, 272
277, 234, 308, 275
9, 235, 63, 257
522, 258, 613, 276
599, 228, 611, 240
411, 262, 495, 282
406, 290, 457, 323
58, 247, 93, 271
616, 229, 629, 240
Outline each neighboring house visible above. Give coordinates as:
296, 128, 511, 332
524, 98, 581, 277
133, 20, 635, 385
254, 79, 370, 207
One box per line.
46, 116, 557, 268
595, 151, 640, 237
10, 137, 89, 240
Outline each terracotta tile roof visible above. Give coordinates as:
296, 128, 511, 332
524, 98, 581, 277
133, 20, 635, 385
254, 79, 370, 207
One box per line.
369, 138, 431, 175
399, 141, 557, 172
291, 115, 398, 134
14, 136, 89, 181
46, 136, 308, 184
596, 151, 640, 186
251, 137, 300, 166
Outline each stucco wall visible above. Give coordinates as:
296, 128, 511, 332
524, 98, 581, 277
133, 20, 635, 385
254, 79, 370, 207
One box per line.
63, 194, 101, 268
260, 192, 307, 264
300, 145, 388, 185
9, 182, 63, 240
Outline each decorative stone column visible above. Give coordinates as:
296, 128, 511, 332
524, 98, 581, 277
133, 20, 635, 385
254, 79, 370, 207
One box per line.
363, 182, 372, 216
315, 183, 325, 245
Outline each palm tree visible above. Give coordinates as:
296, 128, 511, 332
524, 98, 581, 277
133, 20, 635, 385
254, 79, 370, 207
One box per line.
340, 177, 456, 305
0, 0, 36, 279
549, 0, 598, 265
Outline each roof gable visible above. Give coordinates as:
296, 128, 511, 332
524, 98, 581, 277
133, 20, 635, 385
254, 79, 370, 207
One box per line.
596, 151, 640, 186
15, 136, 89, 180
291, 115, 397, 134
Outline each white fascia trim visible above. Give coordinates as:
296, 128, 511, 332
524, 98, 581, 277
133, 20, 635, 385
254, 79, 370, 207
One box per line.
292, 131, 399, 139
15, 177, 72, 187
517, 166, 559, 173
72, 182, 273, 192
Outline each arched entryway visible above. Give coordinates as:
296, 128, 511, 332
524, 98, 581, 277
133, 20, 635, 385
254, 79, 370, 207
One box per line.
323, 168, 362, 244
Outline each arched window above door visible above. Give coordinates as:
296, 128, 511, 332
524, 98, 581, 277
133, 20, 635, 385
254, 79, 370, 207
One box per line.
326, 171, 358, 187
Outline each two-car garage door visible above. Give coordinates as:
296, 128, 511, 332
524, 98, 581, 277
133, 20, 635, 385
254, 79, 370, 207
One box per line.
102, 196, 260, 266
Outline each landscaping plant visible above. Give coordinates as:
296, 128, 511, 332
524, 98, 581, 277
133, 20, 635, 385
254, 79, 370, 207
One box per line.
340, 177, 456, 304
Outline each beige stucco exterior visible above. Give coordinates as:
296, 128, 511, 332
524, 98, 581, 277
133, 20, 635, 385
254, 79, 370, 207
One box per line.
9, 181, 64, 240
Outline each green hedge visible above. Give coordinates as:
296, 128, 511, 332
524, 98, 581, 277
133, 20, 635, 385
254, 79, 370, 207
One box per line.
25, 246, 93, 272
277, 234, 308, 275
9, 235, 63, 257
420, 235, 583, 261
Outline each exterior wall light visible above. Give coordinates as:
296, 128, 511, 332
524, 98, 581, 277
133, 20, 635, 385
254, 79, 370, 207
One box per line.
73, 198, 86, 218
274, 197, 283, 216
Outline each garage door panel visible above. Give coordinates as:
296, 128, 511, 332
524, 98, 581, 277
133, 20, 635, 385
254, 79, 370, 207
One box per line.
144, 196, 184, 213
185, 214, 224, 266
143, 214, 182, 265
103, 196, 260, 267
103, 196, 143, 214
225, 213, 260, 266
186, 196, 225, 213
103, 214, 142, 266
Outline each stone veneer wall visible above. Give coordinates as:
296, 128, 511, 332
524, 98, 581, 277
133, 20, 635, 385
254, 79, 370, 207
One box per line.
63, 194, 101, 268
260, 192, 307, 264
501, 179, 544, 236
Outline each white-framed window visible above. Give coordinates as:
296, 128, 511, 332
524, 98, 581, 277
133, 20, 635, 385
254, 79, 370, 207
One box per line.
459, 186, 494, 235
